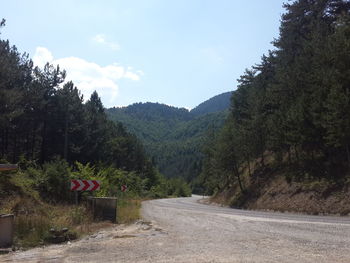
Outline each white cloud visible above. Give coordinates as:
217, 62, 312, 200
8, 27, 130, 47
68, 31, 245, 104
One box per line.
92, 34, 120, 51
124, 71, 140, 81
32, 47, 142, 107
32, 47, 54, 68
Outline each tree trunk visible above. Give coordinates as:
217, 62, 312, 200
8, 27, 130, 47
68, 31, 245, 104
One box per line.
261, 151, 265, 167
12, 131, 17, 163
31, 127, 36, 159
63, 112, 69, 160
5, 128, 8, 154
294, 145, 300, 164
25, 130, 30, 159
233, 161, 244, 192
1, 129, 4, 157
259, 131, 265, 166
288, 147, 292, 165
40, 119, 47, 164
247, 155, 252, 177
346, 143, 350, 172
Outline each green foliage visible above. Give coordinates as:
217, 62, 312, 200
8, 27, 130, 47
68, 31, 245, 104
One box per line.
10, 171, 41, 202
96, 167, 145, 198
167, 178, 192, 197
0, 32, 155, 176
106, 103, 229, 182
190, 91, 232, 116
0, 21, 198, 248
201, 0, 350, 194
71, 162, 190, 199
73, 161, 95, 179
0, 27, 166, 198
26, 159, 73, 203
1, 160, 187, 248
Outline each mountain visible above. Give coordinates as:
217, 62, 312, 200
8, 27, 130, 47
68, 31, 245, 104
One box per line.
118, 102, 190, 122
106, 92, 232, 180
190, 92, 232, 116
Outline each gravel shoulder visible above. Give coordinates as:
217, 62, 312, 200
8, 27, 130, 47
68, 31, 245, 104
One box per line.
2, 195, 350, 262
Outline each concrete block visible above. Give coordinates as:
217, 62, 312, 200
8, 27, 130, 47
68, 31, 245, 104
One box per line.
91, 197, 117, 223
0, 214, 14, 248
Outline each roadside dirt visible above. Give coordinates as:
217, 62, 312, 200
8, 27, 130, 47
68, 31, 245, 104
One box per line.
2, 196, 350, 262
247, 176, 350, 215
213, 173, 350, 215
0, 220, 166, 262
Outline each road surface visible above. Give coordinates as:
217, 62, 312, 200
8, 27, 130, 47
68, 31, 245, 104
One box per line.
2, 195, 350, 262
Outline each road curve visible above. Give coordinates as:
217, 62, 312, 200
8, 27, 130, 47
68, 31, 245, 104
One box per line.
2, 195, 350, 262
141, 195, 350, 262
143, 196, 350, 262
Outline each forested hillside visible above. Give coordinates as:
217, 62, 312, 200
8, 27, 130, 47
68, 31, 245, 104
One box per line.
106, 94, 230, 182
0, 19, 195, 247
190, 92, 232, 117
200, 0, 350, 214
0, 31, 153, 177
0, 18, 191, 215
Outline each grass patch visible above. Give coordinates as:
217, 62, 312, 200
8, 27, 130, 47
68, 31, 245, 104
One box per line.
14, 214, 51, 248
8, 199, 93, 249
5, 196, 143, 248
117, 199, 141, 224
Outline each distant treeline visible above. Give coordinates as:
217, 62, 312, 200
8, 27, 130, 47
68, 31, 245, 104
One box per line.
200, 0, 350, 193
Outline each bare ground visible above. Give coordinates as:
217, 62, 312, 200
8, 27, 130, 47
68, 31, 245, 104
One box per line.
213, 175, 350, 215
1, 196, 350, 262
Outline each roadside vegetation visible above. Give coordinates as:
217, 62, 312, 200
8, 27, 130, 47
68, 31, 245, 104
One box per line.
117, 199, 141, 224
0, 159, 191, 248
198, 0, 350, 214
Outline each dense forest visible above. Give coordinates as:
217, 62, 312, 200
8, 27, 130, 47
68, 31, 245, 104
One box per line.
190, 91, 232, 117
200, 0, 350, 206
0, 21, 149, 171
106, 93, 230, 184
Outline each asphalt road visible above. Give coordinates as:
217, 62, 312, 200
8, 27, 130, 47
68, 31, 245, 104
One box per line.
2, 195, 350, 262
142, 195, 350, 262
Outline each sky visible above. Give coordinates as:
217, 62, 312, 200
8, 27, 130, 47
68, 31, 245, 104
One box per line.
1, 0, 286, 109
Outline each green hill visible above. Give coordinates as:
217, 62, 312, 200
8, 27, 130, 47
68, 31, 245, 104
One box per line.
106, 93, 231, 181
190, 92, 232, 116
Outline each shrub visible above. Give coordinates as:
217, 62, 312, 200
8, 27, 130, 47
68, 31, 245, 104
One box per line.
167, 178, 192, 197
25, 158, 73, 203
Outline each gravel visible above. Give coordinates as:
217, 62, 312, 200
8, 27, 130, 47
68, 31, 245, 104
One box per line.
2, 195, 350, 262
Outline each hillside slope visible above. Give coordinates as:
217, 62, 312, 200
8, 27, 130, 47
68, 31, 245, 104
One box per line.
190, 92, 232, 116
106, 93, 231, 180
212, 162, 350, 215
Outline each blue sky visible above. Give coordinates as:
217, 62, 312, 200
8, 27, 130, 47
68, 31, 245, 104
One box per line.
2, 0, 285, 109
